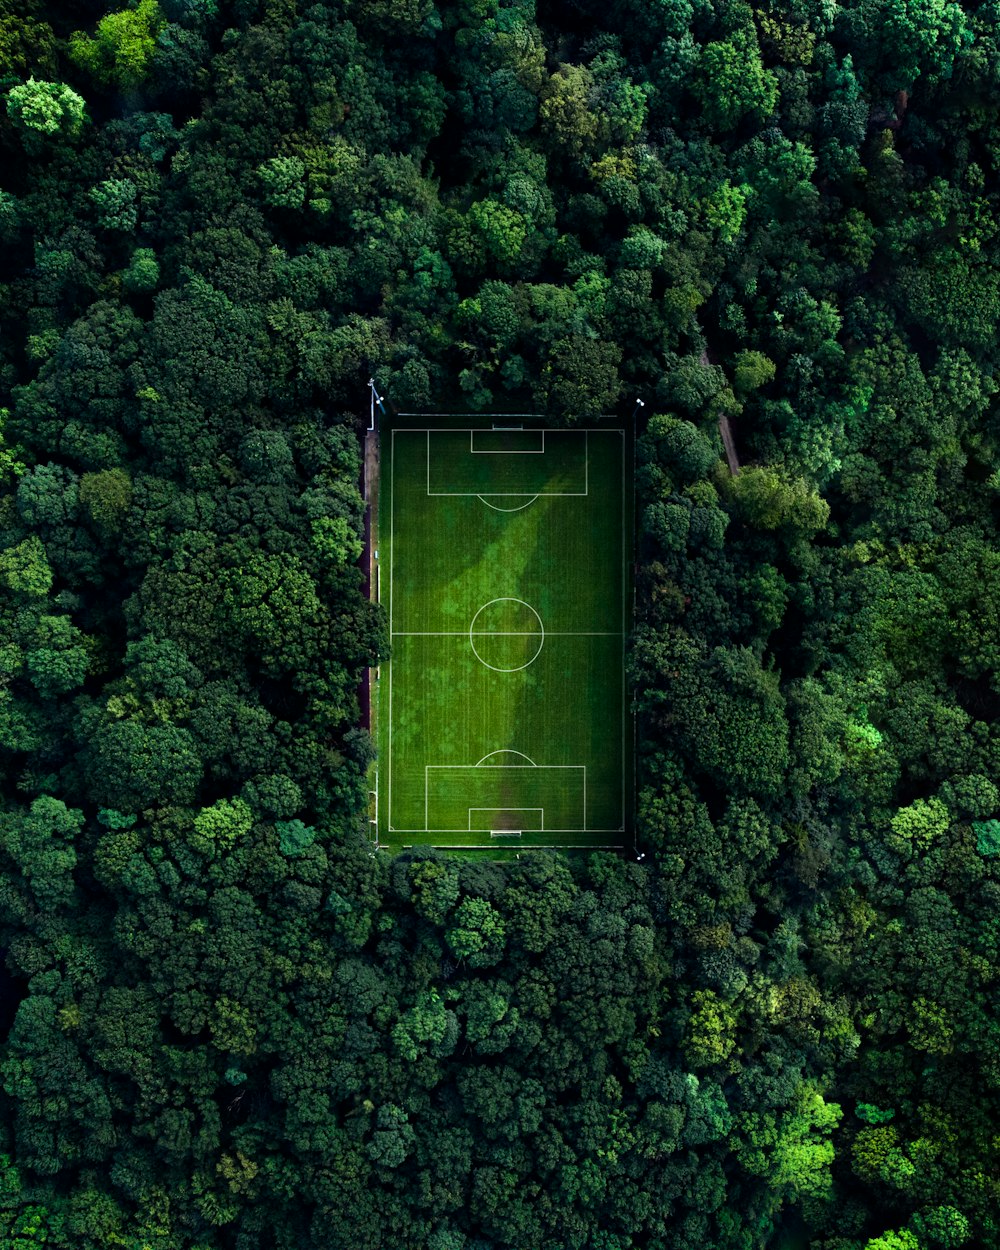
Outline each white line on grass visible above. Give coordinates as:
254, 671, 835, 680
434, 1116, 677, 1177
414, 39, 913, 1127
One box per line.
425, 428, 588, 497
423, 764, 586, 833
621, 428, 626, 832
475, 749, 537, 766
389, 427, 625, 844
387, 430, 395, 831
469, 597, 543, 672
477, 495, 538, 512
429, 490, 588, 496
469, 429, 546, 454
391, 631, 622, 636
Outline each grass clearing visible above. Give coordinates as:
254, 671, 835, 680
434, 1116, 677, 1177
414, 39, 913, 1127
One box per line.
376, 421, 629, 852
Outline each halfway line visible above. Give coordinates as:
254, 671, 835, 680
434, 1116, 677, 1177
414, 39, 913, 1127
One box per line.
391, 631, 623, 637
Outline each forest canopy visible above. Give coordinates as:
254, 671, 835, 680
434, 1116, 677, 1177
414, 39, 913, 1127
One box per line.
2, 0, 1000, 1247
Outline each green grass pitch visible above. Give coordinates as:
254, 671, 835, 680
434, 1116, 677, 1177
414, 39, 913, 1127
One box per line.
376, 423, 629, 852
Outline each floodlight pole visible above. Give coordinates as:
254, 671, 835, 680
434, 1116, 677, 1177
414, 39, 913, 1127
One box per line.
631, 397, 646, 421
368, 378, 386, 431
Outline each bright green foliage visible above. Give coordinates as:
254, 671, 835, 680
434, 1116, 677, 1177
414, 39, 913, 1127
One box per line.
122, 247, 160, 293
863, 1231, 920, 1250
738, 1083, 842, 1201
888, 797, 950, 853
911, 1206, 971, 1248
732, 351, 776, 397
703, 182, 749, 244
728, 466, 830, 533
540, 64, 600, 159
694, 33, 778, 130
257, 157, 307, 210
311, 515, 362, 567
68, 0, 164, 90
685, 990, 738, 1068
191, 797, 253, 854
0, 536, 52, 598
6, 77, 85, 140
466, 200, 528, 267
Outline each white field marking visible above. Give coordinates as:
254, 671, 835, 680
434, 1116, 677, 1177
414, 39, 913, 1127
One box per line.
401, 843, 626, 849
390, 631, 621, 637
492, 423, 523, 430
387, 430, 394, 831
469, 597, 544, 673
470, 429, 545, 453
423, 764, 586, 832
477, 495, 538, 512
468, 808, 542, 830
388, 427, 626, 838
475, 749, 537, 766
429, 490, 587, 496
397, 420, 555, 425
621, 426, 627, 832
424, 427, 589, 497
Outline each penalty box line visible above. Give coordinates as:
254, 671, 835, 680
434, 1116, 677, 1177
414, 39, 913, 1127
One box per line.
425, 430, 589, 497
424, 764, 587, 833
468, 808, 544, 831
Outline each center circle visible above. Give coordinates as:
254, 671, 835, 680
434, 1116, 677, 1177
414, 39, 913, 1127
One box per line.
469, 597, 544, 672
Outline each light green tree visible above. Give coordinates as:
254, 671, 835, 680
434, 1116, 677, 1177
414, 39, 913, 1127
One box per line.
190, 797, 253, 855
122, 248, 160, 293
0, 536, 52, 598
6, 78, 85, 142
694, 33, 778, 129
69, 0, 163, 90
257, 157, 307, 210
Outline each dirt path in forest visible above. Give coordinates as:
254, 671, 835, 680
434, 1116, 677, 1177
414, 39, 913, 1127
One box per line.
699, 347, 741, 475
719, 413, 740, 476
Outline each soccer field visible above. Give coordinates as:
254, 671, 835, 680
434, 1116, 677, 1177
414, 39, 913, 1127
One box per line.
376, 423, 629, 851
